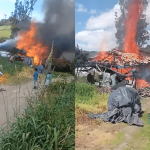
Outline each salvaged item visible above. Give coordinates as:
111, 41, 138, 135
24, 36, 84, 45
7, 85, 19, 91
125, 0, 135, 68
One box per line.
88, 87, 143, 127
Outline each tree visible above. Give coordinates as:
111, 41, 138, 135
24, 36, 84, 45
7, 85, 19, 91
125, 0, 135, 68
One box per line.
9, 0, 37, 37
75, 45, 89, 68
115, 0, 149, 49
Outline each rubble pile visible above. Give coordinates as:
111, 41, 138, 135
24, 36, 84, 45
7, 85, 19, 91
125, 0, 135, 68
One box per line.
139, 87, 150, 97
113, 49, 150, 65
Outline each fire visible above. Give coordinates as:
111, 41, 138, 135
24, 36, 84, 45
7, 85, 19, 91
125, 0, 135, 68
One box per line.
136, 79, 150, 89
17, 22, 49, 66
123, 0, 142, 54
94, 38, 113, 61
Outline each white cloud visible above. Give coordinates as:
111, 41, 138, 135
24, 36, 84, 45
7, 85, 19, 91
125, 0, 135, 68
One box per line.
75, 4, 120, 51
90, 9, 97, 14
76, 1, 150, 51
86, 4, 120, 30
76, 4, 87, 12
76, 28, 117, 51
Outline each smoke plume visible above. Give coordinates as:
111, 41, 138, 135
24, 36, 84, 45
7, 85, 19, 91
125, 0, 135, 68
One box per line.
36, 0, 75, 58
134, 64, 150, 83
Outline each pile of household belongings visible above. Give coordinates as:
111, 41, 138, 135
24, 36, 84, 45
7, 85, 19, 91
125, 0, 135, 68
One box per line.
88, 86, 144, 127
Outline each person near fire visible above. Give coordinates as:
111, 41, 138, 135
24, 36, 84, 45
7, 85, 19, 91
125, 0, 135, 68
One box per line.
45, 71, 55, 87
9, 56, 14, 64
33, 68, 39, 89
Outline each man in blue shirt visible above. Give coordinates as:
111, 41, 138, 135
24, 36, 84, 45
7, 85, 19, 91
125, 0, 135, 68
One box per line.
33, 68, 39, 89
45, 71, 55, 87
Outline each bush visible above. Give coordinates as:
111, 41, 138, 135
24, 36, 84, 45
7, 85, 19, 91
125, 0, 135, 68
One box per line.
52, 58, 71, 72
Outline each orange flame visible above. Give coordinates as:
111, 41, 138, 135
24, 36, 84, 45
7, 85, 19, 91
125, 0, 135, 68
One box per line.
136, 79, 150, 89
123, 0, 142, 54
94, 38, 113, 61
17, 22, 49, 66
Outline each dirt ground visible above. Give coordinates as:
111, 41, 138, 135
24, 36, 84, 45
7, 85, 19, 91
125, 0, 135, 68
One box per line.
0, 75, 74, 129
0, 80, 38, 129
75, 99, 150, 150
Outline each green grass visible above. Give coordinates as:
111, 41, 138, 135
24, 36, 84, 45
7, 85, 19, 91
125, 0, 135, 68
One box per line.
0, 80, 75, 150
0, 26, 11, 38
0, 57, 24, 76
53, 71, 73, 78
124, 110, 150, 150
75, 82, 108, 113
75, 82, 108, 126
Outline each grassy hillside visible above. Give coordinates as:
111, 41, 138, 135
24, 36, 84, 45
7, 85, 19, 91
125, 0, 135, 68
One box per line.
0, 26, 11, 38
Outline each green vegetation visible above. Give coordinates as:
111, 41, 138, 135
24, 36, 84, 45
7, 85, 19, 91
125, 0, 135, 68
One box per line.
0, 57, 24, 75
53, 71, 73, 78
75, 81, 108, 125
0, 80, 75, 150
0, 26, 11, 38
0, 57, 34, 84
124, 109, 150, 150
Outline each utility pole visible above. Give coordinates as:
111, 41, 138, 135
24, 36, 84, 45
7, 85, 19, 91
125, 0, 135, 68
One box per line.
45, 41, 54, 72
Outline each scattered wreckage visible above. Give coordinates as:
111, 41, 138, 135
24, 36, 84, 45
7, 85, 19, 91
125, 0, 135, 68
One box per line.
76, 62, 136, 90
76, 49, 150, 97
76, 49, 150, 126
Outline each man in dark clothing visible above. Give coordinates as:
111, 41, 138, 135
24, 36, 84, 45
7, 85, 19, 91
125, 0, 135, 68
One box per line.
33, 68, 39, 89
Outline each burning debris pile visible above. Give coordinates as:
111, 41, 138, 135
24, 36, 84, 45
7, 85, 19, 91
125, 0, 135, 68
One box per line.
94, 49, 150, 66
76, 0, 150, 97
16, 22, 49, 66
0, 0, 75, 68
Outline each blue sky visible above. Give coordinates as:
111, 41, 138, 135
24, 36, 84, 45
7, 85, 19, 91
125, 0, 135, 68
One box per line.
0, 0, 44, 22
75, 0, 119, 34
75, 0, 150, 51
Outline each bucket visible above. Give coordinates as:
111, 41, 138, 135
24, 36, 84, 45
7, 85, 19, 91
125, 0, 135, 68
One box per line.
147, 113, 150, 125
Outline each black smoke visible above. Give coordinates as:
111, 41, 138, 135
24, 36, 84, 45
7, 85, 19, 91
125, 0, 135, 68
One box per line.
36, 0, 75, 58
134, 64, 150, 82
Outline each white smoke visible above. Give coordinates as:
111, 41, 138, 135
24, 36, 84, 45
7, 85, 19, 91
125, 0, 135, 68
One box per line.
0, 36, 19, 50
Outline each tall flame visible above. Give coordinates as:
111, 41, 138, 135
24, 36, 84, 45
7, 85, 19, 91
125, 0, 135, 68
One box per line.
94, 38, 109, 61
123, 0, 142, 54
17, 22, 49, 66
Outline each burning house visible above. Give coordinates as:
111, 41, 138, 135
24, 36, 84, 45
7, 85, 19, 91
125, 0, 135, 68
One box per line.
76, 0, 150, 98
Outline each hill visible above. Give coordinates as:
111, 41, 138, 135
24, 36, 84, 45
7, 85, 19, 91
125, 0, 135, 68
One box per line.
0, 26, 11, 38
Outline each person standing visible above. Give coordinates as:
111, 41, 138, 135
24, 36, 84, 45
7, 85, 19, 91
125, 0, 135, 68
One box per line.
10, 56, 14, 64
33, 68, 39, 89
45, 71, 55, 87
